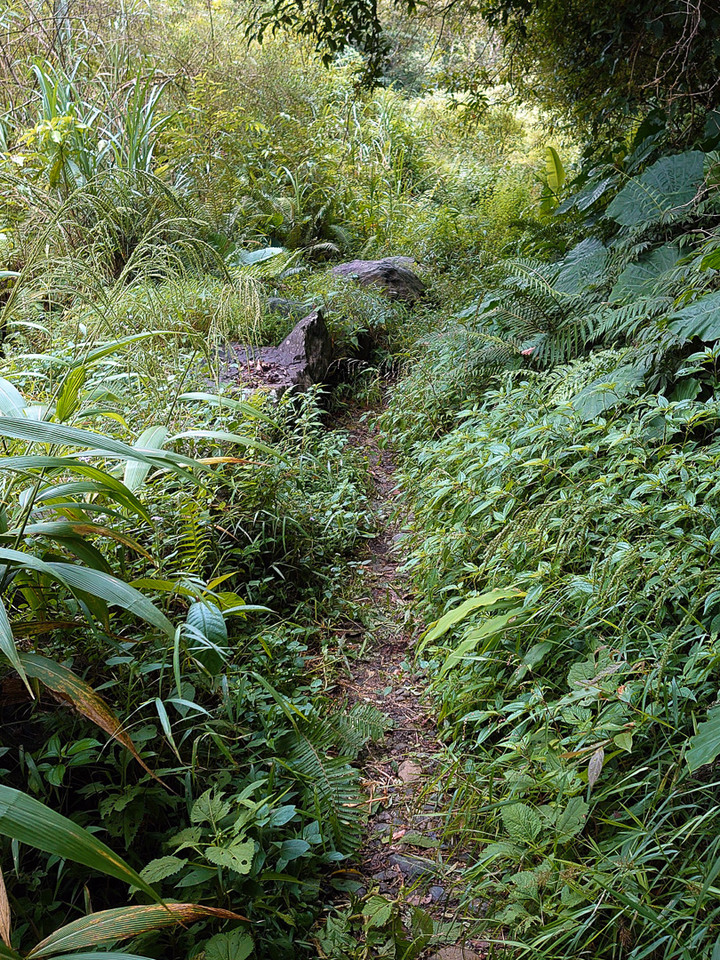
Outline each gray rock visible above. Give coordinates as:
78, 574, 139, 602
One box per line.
397, 760, 422, 784
331, 258, 425, 304
427, 949, 482, 960
388, 853, 437, 880
429, 885, 445, 901
234, 308, 333, 395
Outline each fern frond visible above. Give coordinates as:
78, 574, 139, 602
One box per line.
278, 703, 389, 853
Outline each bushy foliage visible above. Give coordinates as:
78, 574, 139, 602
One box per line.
382, 113, 720, 958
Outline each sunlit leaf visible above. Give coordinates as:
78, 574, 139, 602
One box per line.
26, 904, 246, 958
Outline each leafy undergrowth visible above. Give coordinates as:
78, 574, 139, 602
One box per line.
384, 115, 720, 959
4, 2, 720, 959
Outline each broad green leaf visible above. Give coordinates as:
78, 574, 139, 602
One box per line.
606, 151, 705, 228
139, 856, 188, 884
204, 929, 254, 960
0, 786, 159, 902
124, 426, 168, 492
186, 601, 227, 645
667, 291, 720, 343
363, 895, 394, 929
419, 588, 525, 650
0, 378, 26, 418
440, 607, 527, 677
18, 653, 159, 779
501, 803, 542, 844
613, 731, 634, 752
555, 797, 588, 841
191, 789, 232, 825
205, 840, 255, 875
553, 239, 608, 295
277, 838, 309, 861
610, 243, 681, 302
231, 245, 285, 266
571, 364, 646, 420
26, 903, 245, 958
545, 146, 565, 194
557, 175, 616, 214
687, 704, 720, 771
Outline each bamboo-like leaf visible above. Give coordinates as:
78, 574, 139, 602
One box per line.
26, 904, 246, 958
0, 943, 21, 960
439, 608, 527, 677
79, 332, 175, 369
0, 419, 200, 480
17, 653, 161, 781
55, 366, 87, 423
0, 864, 11, 947
0, 597, 31, 694
178, 392, 277, 426
154, 698, 181, 761
46, 563, 175, 637
124, 426, 168, 492
0, 419, 159, 463
0, 462, 152, 524
170, 429, 286, 462
0, 378, 26, 418
4, 522, 152, 559
48, 953, 154, 959
0, 550, 174, 638
419, 588, 526, 651
0, 787, 159, 901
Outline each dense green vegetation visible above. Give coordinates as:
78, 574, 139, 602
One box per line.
3, 1, 720, 958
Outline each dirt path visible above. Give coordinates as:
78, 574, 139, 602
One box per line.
331, 412, 488, 959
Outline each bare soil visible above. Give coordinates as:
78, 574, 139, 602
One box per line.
330, 410, 489, 958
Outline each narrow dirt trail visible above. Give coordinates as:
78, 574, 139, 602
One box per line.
331, 411, 488, 959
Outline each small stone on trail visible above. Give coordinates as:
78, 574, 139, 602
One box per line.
429, 885, 445, 901
428, 948, 483, 960
388, 853, 437, 880
397, 759, 422, 783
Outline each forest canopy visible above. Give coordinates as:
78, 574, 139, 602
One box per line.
249, 0, 720, 133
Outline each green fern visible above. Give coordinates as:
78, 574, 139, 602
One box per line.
279, 704, 390, 854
